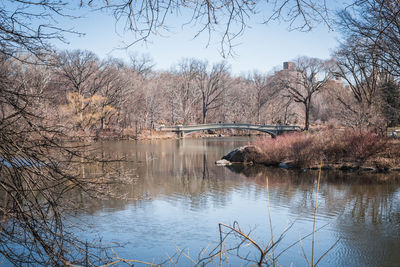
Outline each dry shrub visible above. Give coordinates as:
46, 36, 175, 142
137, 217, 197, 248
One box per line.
254, 135, 291, 165
342, 131, 388, 166
241, 146, 267, 163
385, 139, 400, 165
255, 133, 320, 167
254, 129, 389, 168
318, 130, 347, 163
288, 133, 321, 167
373, 157, 395, 170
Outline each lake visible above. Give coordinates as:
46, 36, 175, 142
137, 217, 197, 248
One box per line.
70, 137, 400, 266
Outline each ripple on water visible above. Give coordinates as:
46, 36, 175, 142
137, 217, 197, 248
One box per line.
71, 138, 400, 266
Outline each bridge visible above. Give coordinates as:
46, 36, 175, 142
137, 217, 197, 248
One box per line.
159, 123, 301, 138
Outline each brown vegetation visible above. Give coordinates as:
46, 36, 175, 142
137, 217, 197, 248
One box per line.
253, 129, 398, 170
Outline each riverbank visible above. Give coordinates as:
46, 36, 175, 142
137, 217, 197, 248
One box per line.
219, 129, 400, 172
66, 127, 265, 141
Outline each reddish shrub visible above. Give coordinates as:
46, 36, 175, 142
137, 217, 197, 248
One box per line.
255, 133, 320, 167
288, 134, 320, 167
254, 136, 288, 165
254, 129, 389, 168
342, 131, 388, 166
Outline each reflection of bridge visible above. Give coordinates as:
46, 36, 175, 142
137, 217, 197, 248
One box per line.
159, 123, 301, 138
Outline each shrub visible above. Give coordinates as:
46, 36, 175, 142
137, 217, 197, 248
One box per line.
254, 135, 291, 165
254, 129, 389, 168
288, 133, 320, 167
342, 131, 388, 166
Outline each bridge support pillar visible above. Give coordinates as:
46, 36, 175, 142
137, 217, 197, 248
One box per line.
176, 131, 184, 138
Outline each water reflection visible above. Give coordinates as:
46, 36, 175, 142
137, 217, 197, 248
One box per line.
73, 138, 400, 266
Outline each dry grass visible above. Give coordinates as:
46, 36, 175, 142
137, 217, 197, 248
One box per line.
254, 129, 393, 169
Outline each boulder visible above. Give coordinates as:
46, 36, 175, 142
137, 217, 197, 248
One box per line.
222, 145, 264, 163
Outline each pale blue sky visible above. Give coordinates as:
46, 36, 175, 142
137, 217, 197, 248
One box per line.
54, 4, 341, 75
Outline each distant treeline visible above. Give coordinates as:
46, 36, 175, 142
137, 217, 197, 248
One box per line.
1, 48, 399, 139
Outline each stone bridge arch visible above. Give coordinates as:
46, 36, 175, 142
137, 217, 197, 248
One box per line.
159, 123, 301, 138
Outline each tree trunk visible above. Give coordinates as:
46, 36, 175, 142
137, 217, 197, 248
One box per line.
304, 101, 310, 131
202, 94, 207, 124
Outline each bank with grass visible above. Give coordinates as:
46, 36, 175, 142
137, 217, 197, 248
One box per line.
219, 129, 400, 172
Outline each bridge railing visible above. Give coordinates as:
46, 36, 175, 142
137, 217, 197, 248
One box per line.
159, 123, 301, 132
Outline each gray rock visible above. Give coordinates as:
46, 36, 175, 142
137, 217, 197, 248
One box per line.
279, 162, 292, 169
222, 145, 264, 163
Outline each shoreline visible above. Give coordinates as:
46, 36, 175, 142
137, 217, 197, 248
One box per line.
218, 158, 400, 173
64, 130, 264, 142
217, 132, 400, 174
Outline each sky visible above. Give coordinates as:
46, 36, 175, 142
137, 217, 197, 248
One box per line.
53, 3, 342, 75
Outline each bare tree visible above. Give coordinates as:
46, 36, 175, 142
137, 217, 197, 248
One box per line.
129, 53, 155, 77
193, 61, 231, 123
170, 59, 201, 124
247, 72, 281, 124
56, 50, 127, 131
0, 1, 82, 61
96, 58, 129, 130
106, 0, 333, 56
332, 0, 400, 131
224, 77, 254, 123
0, 55, 120, 266
337, 0, 400, 78
143, 74, 166, 134
278, 57, 333, 130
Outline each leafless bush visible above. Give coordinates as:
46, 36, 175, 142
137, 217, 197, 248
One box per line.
254, 136, 291, 165
343, 131, 388, 166
255, 129, 390, 168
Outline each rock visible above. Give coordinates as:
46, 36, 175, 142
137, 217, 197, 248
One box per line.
360, 167, 374, 171
279, 162, 295, 169
215, 159, 232, 166
222, 145, 264, 163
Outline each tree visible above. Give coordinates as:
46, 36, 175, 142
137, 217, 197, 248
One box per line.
96, 58, 129, 130
169, 59, 201, 125
332, 0, 400, 131
0, 55, 119, 265
223, 77, 254, 123
56, 50, 127, 131
194, 61, 231, 123
0, 0, 340, 61
108, 0, 333, 56
61, 92, 116, 130
380, 81, 400, 127
278, 57, 333, 130
247, 72, 281, 124
337, 0, 400, 78
143, 74, 165, 134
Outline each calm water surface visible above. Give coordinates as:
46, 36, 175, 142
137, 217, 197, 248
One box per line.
72, 137, 400, 266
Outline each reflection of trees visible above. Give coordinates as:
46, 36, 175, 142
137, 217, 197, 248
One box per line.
68, 139, 400, 266
229, 164, 400, 222
79, 140, 400, 226
71, 139, 250, 213
229, 164, 400, 266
